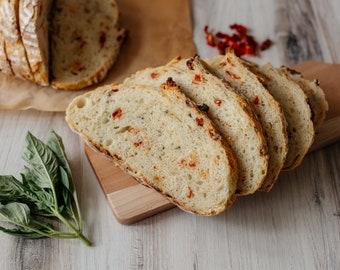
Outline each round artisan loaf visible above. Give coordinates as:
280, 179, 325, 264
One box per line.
125, 56, 268, 195
204, 51, 288, 192
65, 79, 238, 215
50, 0, 126, 90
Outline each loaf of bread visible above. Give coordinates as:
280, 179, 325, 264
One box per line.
0, 0, 125, 90
66, 48, 327, 214
50, 0, 126, 90
246, 62, 314, 170
204, 51, 288, 192
66, 79, 238, 215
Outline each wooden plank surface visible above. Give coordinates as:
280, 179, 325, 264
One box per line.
85, 60, 340, 224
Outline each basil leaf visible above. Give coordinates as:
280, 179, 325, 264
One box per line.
0, 202, 55, 238
22, 132, 59, 191
47, 130, 73, 180
21, 167, 55, 213
0, 175, 32, 203
0, 226, 43, 238
0, 202, 31, 224
0, 131, 91, 245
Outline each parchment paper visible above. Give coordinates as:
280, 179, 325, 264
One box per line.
0, 0, 195, 111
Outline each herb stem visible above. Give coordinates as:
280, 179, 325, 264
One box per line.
54, 210, 91, 246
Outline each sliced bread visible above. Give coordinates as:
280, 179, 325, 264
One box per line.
204, 51, 288, 192
19, 0, 53, 86
246, 62, 314, 170
0, 11, 12, 75
125, 56, 268, 195
279, 66, 328, 130
0, 0, 33, 80
65, 79, 238, 215
50, 0, 126, 90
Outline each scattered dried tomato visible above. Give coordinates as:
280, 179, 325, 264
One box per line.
204, 23, 272, 57
187, 188, 194, 199
112, 108, 123, 119
253, 96, 260, 105
134, 141, 143, 147
193, 74, 202, 83
214, 99, 222, 106
260, 38, 273, 51
195, 117, 204, 126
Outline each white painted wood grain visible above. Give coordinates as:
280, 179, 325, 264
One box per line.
0, 0, 339, 269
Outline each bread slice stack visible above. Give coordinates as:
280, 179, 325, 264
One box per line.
66, 50, 328, 216
0, 0, 125, 90
124, 56, 268, 196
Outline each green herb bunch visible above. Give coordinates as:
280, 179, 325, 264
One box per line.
0, 130, 91, 246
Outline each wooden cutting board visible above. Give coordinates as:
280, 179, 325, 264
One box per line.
84, 61, 340, 224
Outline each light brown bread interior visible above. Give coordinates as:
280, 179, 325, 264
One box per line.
204, 51, 288, 192
279, 66, 328, 130
125, 56, 268, 195
65, 80, 238, 215
246, 62, 314, 170
50, 0, 126, 90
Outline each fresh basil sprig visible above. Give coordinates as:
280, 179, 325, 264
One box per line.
0, 131, 91, 246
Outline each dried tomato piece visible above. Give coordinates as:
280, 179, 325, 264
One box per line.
195, 117, 204, 126
204, 25, 216, 47
112, 108, 123, 119
204, 23, 272, 57
230, 23, 248, 34
260, 38, 273, 51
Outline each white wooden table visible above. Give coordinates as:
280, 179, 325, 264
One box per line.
1, 0, 339, 269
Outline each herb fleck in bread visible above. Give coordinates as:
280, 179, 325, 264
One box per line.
19, 0, 52, 86
247, 62, 314, 170
204, 51, 288, 192
65, 79, 238, 215
50, 0, 126, 90
125, 56, 268, 195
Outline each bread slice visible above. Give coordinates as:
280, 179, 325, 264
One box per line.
246, 62, 314, 170
204, 51, 288, 192
50, 0, 126, 90
0, 10, 13, 75
19, 0, 53, 86
0, 0, 33, 80
279, 66, 328, 130
65, 79, 238, 215
125, 56, 268, 195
